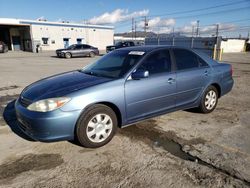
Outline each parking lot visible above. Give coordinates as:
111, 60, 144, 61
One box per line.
0, 51, 250, 187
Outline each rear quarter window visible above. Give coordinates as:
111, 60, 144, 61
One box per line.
173, 49, 199, 70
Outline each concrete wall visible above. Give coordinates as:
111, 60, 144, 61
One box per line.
30, 24, 114, 51
221, 39, 246, 53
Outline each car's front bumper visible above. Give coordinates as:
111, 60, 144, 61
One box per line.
15, 99, 81, 142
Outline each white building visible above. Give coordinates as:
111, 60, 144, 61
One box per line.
220, 39, 246, 53
0, 18, 114, 52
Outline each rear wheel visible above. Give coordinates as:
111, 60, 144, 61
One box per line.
199, 85, 218, 113
65, 52, 72, 59
89, 52, 95, 58
76, 104, 117, 148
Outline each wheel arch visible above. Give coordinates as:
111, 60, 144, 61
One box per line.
210, 83, 221, 98
96, 102, 122, 128
75, 101, 123, 129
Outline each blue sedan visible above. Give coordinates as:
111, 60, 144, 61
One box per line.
15, 46, 234, 148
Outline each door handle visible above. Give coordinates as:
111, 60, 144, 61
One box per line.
168, 78, 175, 84
204, 70, 209, 76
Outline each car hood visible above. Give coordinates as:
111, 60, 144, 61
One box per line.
21, 70, 112, 101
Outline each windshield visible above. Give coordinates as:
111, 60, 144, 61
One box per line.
81, 50, 145, 79
116, 42, 123, 47
66, 45, 76, 50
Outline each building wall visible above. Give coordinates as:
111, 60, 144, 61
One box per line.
221, 39, 246, 53
30, 24, 114, 51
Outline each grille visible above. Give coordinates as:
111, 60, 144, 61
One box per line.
19, 96, 32, 108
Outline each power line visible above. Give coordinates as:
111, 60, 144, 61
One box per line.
115, 6, 250, 30
109, 0, 250, 27
162, 6, 250, 20
148, 0, 249, 17
200, 18, 250, 27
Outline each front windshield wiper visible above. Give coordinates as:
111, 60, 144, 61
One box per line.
81, 70, 96, 75
79, 70, 103, 77
78, 69, 116, 79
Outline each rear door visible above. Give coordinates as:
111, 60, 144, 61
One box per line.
74, 44, 83, 56
125, 49, 176, 121
173, 49, 211, 107
82, 44, 91, 55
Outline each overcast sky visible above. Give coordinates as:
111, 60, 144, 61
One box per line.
0, 0, 249, 37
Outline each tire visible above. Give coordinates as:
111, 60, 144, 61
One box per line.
65, 52, 72, 59
76, 104, 118, 148
198, 85, 218, 113
89, 52, 95, 58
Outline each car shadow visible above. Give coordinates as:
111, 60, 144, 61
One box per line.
3, 100, 35, 141
50, 54, 104, 58
184, 108, 201, 113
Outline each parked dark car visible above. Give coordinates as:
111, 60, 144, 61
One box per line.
15, 46, 233, 148
56, 44, 99, 58
106, 41, 135, 53
0, 41, 8, 53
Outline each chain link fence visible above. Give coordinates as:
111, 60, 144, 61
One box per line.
145, 36, 223, 60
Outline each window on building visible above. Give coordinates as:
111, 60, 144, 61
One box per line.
173, 49, 199, 70
63, 38, 70, 48
51, 40, 55, 44
42, 38, 49, 45
138, 50, 172, 74
77, 38, 82, 44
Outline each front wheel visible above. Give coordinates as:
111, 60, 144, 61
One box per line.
76, 104, 117, 148
198, 85, 218, 113
65, 52, 72, 59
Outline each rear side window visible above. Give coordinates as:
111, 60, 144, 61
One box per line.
82, 45, 90, 49
129, 42, 135, 46
198, 57, 209, 67
138, 50, 171, 74
173, 49, 199, 70
75, 45, 82, 49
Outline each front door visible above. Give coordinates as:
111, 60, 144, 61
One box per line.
125, 49, 176, 122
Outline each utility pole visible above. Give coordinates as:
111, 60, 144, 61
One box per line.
215, 24, 219, 38
215, 24, 219, 44
196, 20, 200, 37
215, 24, 220, 59
172, 27, 175, 46
144, 16, 148, 43
135, 20, 137, 40
191, 25, 194, 48
132, 18, 134, 40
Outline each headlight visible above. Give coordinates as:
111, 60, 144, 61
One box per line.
27, 97, 71, 112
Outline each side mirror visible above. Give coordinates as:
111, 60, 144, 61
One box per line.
131, 69, 149, 80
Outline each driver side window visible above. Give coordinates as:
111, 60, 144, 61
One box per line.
138, 50, 171, 75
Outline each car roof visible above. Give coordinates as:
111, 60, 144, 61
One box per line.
116, 45, 189, 53
116, 45, 213, 62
